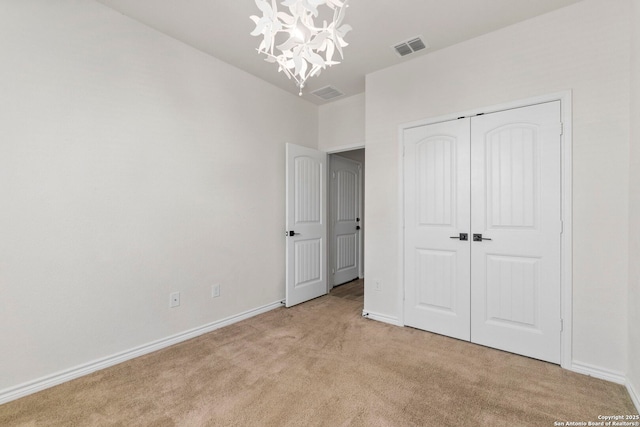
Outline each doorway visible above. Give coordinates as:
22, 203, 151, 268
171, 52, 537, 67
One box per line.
284, 145, 365, 308
329, 149, 365, 289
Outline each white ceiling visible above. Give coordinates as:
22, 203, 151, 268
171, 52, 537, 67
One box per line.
96, 0, 583, 105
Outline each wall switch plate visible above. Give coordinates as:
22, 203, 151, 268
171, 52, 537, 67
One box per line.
170, 292, 180, 308
212, 284, 220, 298
374, 280, 383, 292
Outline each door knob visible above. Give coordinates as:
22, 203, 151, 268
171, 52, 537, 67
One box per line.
473, 234, 492, 242
450, 233, 468, 241
356, 226, 361, 230
286, 230, 299, 237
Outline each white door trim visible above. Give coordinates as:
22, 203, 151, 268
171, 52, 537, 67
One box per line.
326, 143, 365, 154
397, 91, 573, 369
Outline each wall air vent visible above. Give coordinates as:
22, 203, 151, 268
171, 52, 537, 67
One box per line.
311, 85, 345, 101
393, 35, 429, 57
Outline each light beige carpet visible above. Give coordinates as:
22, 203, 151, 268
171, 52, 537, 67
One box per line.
1, 282, 637, 426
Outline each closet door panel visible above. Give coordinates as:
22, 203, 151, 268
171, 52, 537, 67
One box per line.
470, 101, 562, 364
404, 119, 471, 341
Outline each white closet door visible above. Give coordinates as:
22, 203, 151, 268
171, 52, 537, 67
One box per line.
404, 118, 471, 341
285, 143, 327, 307
470, 102, 562, 364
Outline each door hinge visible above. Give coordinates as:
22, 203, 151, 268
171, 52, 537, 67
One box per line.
560, 220, 564, 234
332, 171, 336, 179
332, 268, 335, 274
560, 122, 564, 136
560, 319, 564, 332
403, 144, 406, 157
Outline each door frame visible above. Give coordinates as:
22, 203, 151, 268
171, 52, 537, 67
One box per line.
397, 91, 573, 369
327, 145, 365, 292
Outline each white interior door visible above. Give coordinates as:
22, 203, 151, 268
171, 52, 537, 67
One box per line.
285, 143, 327, 307
470, 102, 562, 363
403, 118, 471, 341
403, 101, 562, 364
331, 155, 361, 286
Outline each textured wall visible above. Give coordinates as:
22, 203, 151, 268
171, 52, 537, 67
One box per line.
319, 94, 365, 152
628, 0, 640, 410
364, 0, 630, 374
0, 0, 317, 393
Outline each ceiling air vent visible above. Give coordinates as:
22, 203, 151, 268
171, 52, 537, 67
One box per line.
393, 36, 429, 57
311, 85, 345, 101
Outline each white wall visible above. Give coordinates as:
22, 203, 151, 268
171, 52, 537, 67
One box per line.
0, 0, 317, 394
319, 94, 365, 152
628, 0, 640, 408
364, 0, 630, 374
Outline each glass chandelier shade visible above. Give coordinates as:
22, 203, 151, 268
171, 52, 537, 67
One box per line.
250, 0, 351, 95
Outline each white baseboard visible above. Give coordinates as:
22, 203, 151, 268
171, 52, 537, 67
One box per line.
569, 361, 627, 385
627, 378, 640, 413
362, 310, 403, 327
0, 300, 285, 405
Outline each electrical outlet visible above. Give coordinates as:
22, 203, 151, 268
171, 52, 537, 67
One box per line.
170, 292, 180, 308
374, 280, 383, 292
212, 284, 220, 298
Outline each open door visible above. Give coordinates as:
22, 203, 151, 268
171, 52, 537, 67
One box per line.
285, 143, 327, 307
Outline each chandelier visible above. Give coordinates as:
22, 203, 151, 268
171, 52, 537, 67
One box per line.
250, 0, 351, 95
